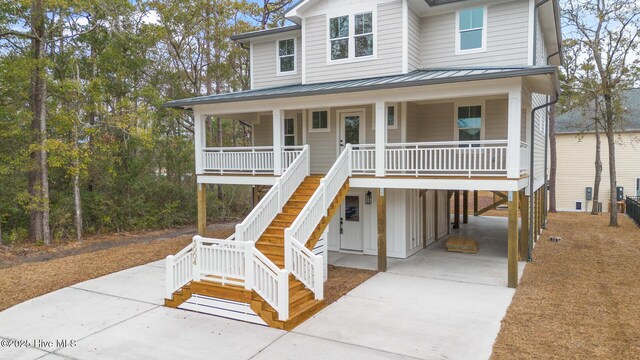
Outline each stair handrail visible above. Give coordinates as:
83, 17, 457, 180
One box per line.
235, 145, 310, 243
284, 144, 352, 298
165, 242, 195, 299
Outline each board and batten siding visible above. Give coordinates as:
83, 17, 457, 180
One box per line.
304, 1, 404, 84
251, 34, 302, 90
555, 132, 640, 212
419, 0, 529, 68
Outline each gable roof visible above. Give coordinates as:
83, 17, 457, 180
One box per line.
556, 88, 640, 133
164, 66, 557, 109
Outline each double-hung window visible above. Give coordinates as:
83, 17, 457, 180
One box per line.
284, 118, 295, 146
310, 110, 329, 132
278, 39, 295, 74
354, 13, 373, 57
457, 7, 485, 53
329, 16, 349, 60
457, 105, 482, 145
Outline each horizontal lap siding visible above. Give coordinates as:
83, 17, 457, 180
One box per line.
417, 103, 454, 141
305, 1, 404, 84
253, 116, 273, 146
406, 102, 420, 142
532, 93, 548, 190
307, 112, 336, 173
420, 0, 529, 68
485, 99, 508, 140
408, 6, 421, 71
252, 35, 302, 90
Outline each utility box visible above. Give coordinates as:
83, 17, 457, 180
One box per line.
616, 187, 624, 201
586, 187, 593, 201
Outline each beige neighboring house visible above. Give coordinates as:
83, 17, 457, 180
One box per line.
555, 88, 640, 212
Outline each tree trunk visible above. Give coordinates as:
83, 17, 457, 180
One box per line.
73, 65, 83, 242
591, 120, 602, 215
603, 94, 618, 226
548, 103, 557, 212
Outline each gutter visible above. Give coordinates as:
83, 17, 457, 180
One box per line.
529, 93, 558, 261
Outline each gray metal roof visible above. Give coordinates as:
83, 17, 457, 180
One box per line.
165, 66, 557, 109
230, 25, 301, 42
556, 88, 640, 133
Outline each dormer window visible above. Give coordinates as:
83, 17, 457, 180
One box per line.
329, 16, 349, 60
328, 11, 375, 62
456, 7, 486, 54
277, 38, 296, 75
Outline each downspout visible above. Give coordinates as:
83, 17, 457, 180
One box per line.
529, 93, 558, 261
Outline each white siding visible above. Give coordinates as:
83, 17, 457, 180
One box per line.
420, 0, 529, 68
535, 14, 547, 65
405, 189, 423, 257
251, 34, 302, 90
532, 93, 548, 191
407, 5, 421, 72
304, 1, 404, 84
555, 132, 640, 212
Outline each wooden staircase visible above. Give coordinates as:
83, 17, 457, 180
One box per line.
166, 175, 350, 330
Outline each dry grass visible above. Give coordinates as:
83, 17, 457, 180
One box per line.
324, 265, 377, 304
0, 227, 235, 312
491, 212, 640, 360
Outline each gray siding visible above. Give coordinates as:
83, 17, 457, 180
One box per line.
253, 115, 273, 146
366, 104, 402, 143
405, 102, 420, 142
485, 99, 508, 140
306, 112, 337, 173
420, 0, 529, 68
407, 6, 421, 72
532, 93, 548, 190
252, 34, 302, 90
305, 1, 404, 84
417, 102, 455, 141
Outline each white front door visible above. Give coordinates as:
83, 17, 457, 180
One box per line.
339, 111, 364, 151
340, 194, 364, 251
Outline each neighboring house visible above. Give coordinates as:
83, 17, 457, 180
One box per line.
163, 0, 561, 329
555, 88, 640, 212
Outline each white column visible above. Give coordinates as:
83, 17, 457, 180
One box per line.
507, 90, 522, 179
194, 111, 206, 175
375, 101, 387, 177
273, 109, 284, 175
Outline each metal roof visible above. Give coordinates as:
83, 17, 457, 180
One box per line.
230, 25, 301, 42
165, 67, 557, 109
556, 88, 640, 133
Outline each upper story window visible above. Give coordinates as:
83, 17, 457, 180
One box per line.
457, 105, 482, 144
456, 7, 486, 54
277, 38, 296, 75
329, 16, 349, 60
328, 11, 375, 62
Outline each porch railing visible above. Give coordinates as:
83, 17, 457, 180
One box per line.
201, 145, 304, 175
626, 196, 640, 226
520, 141, 529, 176
352, 140, 509, 177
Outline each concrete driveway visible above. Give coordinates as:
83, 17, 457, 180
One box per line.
0, 217, 522, 360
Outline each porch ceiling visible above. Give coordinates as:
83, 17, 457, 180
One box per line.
164, 67, 558, 110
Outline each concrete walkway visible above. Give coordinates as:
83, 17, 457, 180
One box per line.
0, 217, 522, 360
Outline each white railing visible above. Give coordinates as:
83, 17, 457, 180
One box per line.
201, 145, 303, 175
165, 242, 194, 299
284, 144, 352, 299
351, 144, 375, 174
193, 236, 251, 287
235, 145, 310, 243
252, 248, 289, 320
520, 141, 529, 176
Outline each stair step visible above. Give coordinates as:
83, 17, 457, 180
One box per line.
290, 289, 315, 308
179, 294, 267, 326
256, 243, 283, 252
290, 298, 324, 319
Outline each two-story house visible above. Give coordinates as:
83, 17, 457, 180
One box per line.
163, 0, 561, 329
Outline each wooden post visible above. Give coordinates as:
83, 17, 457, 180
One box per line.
377, 188, 387, 272
453, 190, 460, 229
519, 191, 529, 261
463, 190, 469, 224
421, 190, 427, 247
434, 190, 439, 241
473, 190, 479, 216
508, 191, 519, 288
197, 183, 207, 236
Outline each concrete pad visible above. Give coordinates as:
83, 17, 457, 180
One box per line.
144, 259, 165, 269
294, 272, 514, 360
71, 264, 166, 305
0, 287, 157, 351
254, 332, 417, 360
55, 306, 284, 360
0, 340, 50, 360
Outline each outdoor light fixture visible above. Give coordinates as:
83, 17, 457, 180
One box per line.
365, 191, 372, 205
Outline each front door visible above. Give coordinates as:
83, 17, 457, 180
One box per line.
340, 194, 363, 251
339, 111, 363, 150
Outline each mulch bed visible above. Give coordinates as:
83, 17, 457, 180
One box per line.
324, 265, 377, 305
491, 212, 640, 359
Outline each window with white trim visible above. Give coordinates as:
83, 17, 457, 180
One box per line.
329, 16, 349, 60
354, 13, 373, 57
278, 38, 295, 74
457, 105, 482, 144
284, 118, 295, 146
310, 110, 329, 132
457, 7, 485, 52
386, 104, 397, 129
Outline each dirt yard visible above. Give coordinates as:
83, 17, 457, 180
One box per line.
491, 212, 640, 359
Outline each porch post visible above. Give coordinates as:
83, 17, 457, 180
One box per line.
194, 111, 206, 175
519, 190, 529, 261
273, 109, 284, 176
508, 191, 519, 288
507, 87, 522, 179
463, 190, 469, 224
473, 190, 479, 216
197, 183, 207, 236
453, 190, 460, 229
375, 101, 387, 177
377, 188, 387, 272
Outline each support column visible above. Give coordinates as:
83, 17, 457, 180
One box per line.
377, 188, 387, 272
421, 190, 427, 247
473, 190, 479, 216
508, 191, 519, 288
453, 190, 460, 229
463, 190, 469, 224
507, 86, 522, 179
519, 191, 529, 261
273, 109, 284, 176
375, 101, 387, 177
434, 190, 439, 241
194, 112, 206, 175
197, 183, 207, 236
